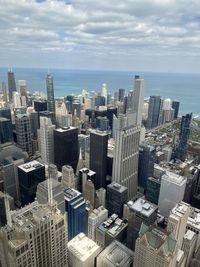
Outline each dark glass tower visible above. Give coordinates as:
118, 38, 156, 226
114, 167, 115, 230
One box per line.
0, 117, 13, 144
90, 130, 108, 189
64, 188, 86, 240
147, 96, 163, 129
46, 74, 55, 123
8, 70, 17, 102
138, 143, 156, 192
18, 161, 45, 206
176, 113, 192, 161
172, 100, 180, 119
54, 127, 79, 172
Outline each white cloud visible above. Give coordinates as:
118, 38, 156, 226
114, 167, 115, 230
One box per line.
0, 0, 200, 71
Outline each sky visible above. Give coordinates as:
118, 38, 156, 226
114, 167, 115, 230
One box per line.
1, 0, 200, 72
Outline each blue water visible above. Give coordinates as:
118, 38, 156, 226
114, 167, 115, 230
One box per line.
0, 67, 199, 116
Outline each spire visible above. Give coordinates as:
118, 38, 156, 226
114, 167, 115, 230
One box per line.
76, 147, 84, 176
4, 192, 12, 228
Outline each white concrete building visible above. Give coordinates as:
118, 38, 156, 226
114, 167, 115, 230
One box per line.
133, 77, 145, 126
88, 206, 108, 241
62, 165, 75, 189
67, 233, 101, 267
112, 125, 140, 199
0, 201, 68, 267
167, 201, 190, 249
158, 171, 187, 217
38, 116, 55, 164
182, 230, 197, 267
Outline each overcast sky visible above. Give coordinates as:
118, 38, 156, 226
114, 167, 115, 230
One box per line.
1, 0, 200, 72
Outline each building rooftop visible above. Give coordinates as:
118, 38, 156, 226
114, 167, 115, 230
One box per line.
162, 170, 186, 185
97, 240, 133, 267
188, 207, 200, 230
139, 223, 177, 254
67, 233, 100, 261
55, 126, 76, 133
18, 160, 44, 173
91, 129, 108, 136
127, 197, 158, 218
80, 167, 96, 176
107, 182, 128, 193
64, 187, 81, 201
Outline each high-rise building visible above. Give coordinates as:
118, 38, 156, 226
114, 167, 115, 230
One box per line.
147, 96, 163, 129
138, 143, 156, 192
146, 176, 161, 204
8, 69, 16, 102
0, 201, 68, 267
18, 160, 45, 206
15, 113, 32, 155
18, 80, 27, 97
46, 74, 56, 122
101, 83, 107, 105
62, 165, 75, 189
0, 107, 12, 121
167, 202, 190, 249
96, 214, 128, 248
112, 125, 140, 199
172, 100, 180, 119
0, 117, 13, 144
13, 91, 21, 108
88, 206, 108, 241
38, 116, 55, 164
34, 100, 48, 112
190, 165, 200, 209
182, 230, 197, 267
118, 88, 125, 102
84, 179, 96, 208
64, 187, 87, 240
54, 127, 79, 172
68, 233, 101, 267
158, 171, 187, 217
133, 76, 145, 126
123, 197, 158, 250
2, 82, 8, 104
134, 223, 178, 267
96, 240, 134, 267
36, 178, 65, 213
90, 130, 108, 189
106, 182, 128, 217
176, 113, 192, 161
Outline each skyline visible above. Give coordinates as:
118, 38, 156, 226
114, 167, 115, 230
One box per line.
1, 0, 200, 72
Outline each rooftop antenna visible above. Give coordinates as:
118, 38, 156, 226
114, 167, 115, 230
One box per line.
4, 191, 12, 228
47, 165, 53, 209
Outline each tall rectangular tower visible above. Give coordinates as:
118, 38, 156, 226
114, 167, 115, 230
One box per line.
15, 113, 32, 156
7, 69, 16, 102
133, 76, 145, 126
54, 127, 79, 172
112, 125, 140, 199
90, 130, 108, 189
147, 96, 163, 129
46, 74, 56, 123
38, 116, 55, 164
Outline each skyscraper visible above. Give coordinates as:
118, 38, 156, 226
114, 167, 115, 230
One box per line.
62, 165, 75, 189
68, 233, 101, 267
118, 88, 125, 102
15, 113, 32, 155
38, 116, 55, 164
147, 96, 163, 129
7, 69, 16, 102
18, 160, 45, 206
96, 240, 134, 267
106, 182, 128, 217
54, 127, 79, 172
0, 201, 68, 267
176, 113, 192, 161
134, 224, 178, 267
138, 143, 156, 192
0, 117, 13, 144
158, 171, 187, 217
133, 76, 145, 126
112, 125, 140, 199
90, 130, 108, 189
64, 187, 87, 240
46, 74, 56, 122
172, 100, 180, 119
101, 83, 107, 105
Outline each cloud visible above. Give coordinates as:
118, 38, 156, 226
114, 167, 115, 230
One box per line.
0, 0, 200, 71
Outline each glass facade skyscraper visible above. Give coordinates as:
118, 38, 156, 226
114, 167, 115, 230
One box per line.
46, 74, 55, 123
7, 70, 16, 102
176, 113, 192, 161
147, 96, 163, 129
